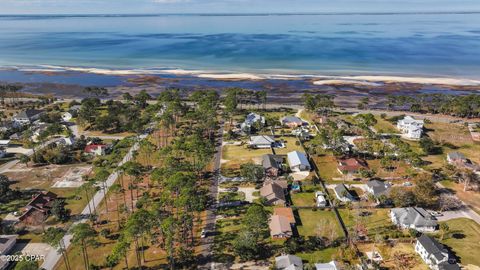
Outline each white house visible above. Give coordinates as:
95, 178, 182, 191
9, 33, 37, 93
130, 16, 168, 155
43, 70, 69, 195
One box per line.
241, 112, 265, 133
292, 127, 312, 140
287, 151, 311, 172
390, 207, 438, 232
397, 116, 424, 139
61, 112, 73, 122
415, 234, 459, 270
84, 144, 108, 156
315, 191, 328, 207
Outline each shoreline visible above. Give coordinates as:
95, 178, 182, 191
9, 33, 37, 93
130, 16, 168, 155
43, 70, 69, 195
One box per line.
2, 64, 480, 87
1, 65, 480, 105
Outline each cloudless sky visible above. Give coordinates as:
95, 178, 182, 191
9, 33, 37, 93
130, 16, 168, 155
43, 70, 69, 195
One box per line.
1, 0, 480, 14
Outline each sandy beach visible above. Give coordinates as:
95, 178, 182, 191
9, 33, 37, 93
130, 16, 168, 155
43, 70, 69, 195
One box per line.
313, 75, 480, 86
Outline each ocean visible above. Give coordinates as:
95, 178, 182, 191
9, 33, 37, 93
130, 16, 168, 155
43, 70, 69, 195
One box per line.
1, 13, 480, 78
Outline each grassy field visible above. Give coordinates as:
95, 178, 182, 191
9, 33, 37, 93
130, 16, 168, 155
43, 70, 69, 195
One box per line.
339, 208, 393, 238
373, 116, 399, 134
295, 247, 338, 264
274, 136, 303, 155
212, 205, 250, 263
440, 218, 480, 267
296, 209, 344, 239
291, 191, 317, 207
357, 242, 429, 270
367, 159, 413, 179
440, 180, 480, 214
311, 155, 342, 181
221, 144, 272, 177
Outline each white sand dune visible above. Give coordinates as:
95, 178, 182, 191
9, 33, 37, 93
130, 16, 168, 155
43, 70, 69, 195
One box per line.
313, 79, 382, 86
314, 75, 480, 86
197, 73, 264, 80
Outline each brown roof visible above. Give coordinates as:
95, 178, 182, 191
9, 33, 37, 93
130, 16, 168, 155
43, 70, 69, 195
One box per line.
264, 179, 288, 189
338, 158, 368, 172
269, 215, 292, 236
260, 182, 286, 202
274, 207, 295, 224
18, 191, 57, 221
26, 191, 57, 211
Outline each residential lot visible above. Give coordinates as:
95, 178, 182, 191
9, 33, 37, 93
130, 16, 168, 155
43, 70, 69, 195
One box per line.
440, 218, 480, 267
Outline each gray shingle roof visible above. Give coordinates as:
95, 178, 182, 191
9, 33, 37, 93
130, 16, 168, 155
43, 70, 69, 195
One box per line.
14, 109, 43, 120
262, 154, 283, 169
447, 152, 466, 161
275, 254, 303, 270
417, 234, 449, 261
250, 135, 275, 146
334, 184, 353, 199
367, 180, 392, 197
391, 207, 437, 228
282, 116, 303, 124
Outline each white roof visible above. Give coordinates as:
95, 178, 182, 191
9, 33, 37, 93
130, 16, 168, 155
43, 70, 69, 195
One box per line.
315, 261, 340, 270
287, 151, 310, 167
401, 116, 424, 126
0, 140, 11, 145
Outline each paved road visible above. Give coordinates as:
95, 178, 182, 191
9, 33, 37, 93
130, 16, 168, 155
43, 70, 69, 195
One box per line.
40, 133, 147, 270
436, 182, 480, 225
69, 124, 127, 140
199, 120, 224, 268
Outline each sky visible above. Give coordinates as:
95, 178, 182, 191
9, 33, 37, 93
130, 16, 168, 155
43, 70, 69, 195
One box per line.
1, 0, 480, 15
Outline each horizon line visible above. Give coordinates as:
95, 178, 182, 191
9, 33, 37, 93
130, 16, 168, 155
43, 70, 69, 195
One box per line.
1, 11, 480, 17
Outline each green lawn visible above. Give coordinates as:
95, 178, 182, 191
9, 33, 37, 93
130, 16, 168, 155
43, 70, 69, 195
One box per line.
275, 136, 304, 155
440, 218, 480, 267
221, 144, 272, 176
291, 192, 317, 207
296, 209, 344, 239
296, 247, 338, 264
219, 191, 246, 202
374, 116, 399, 134
311, 155, 342, 181
339, 208, 393, 237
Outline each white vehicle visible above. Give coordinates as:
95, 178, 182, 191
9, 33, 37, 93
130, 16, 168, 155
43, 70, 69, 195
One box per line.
200, 229, 207, 238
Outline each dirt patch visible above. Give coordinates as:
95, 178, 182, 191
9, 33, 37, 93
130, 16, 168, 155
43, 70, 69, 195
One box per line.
52, 166, 92, 188
4, 163, 91, 190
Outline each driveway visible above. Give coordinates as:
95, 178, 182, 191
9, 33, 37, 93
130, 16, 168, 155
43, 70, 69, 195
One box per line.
12, 243, 53, 258
290, 171, 310, 181
218, 187, 259, 203
436, 182, 480, 225
238, 187, 258, 203
436, 207, 480, 224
